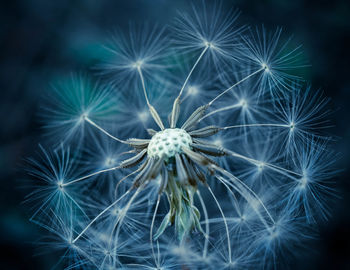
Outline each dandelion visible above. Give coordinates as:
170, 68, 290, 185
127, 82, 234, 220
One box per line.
26, 2, 336, 269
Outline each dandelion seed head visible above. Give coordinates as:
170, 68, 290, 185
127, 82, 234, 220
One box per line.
147, 128, 192, 159
25, 2, 337, 269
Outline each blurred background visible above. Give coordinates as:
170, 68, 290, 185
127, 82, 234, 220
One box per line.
0, 0, 349, 269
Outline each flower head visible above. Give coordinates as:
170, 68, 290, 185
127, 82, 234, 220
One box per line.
26, 2, 337, 269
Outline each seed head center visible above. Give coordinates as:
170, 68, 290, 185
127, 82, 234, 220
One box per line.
147, 128, 192, 159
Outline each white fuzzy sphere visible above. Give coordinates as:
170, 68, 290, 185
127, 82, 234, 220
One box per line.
147, 128, 192, 159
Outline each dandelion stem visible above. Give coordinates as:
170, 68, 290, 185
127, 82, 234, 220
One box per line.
114, 169, 139, 198
111, 183, 146, 264
215, 178, 242, 217
224, 148, 302, 179
137, 66, 151, 107
222, 123, 290, 129
84, 117, 127, 143
215, 174, 273, 231
213, 164, 276, 226
137, 66, 165, 130
199, 103, 241, 122
72, 188, 132, 243
63, 166, 121, 187
150, 195, 161, 267
170, 45, 209, 127
207, 185, 232, 263
196, 190, 209, 259
208, 67, 264, 106
178, 45, 209, 100
200, 217, 243, 224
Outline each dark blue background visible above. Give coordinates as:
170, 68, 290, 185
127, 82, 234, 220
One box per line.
0, 0, 349, 269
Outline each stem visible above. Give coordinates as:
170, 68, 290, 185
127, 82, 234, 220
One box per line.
137, 66, 165, 130
137, 66, 151, 106
208, 68, 264, 106
196, 190, 209, 259
150, 195, 161, 267
212, 164, 275, 227
63, 166, 121, 187
85, 117, 127, 144
170, 45, 209, 128
222, 123, 290, 130
199, 103, 241, 122
72, 188, 132, 243
207, 185, 232, 263
216, 175, 273, 231
224, 148, 302, 179
178, 45, 209, 100
111, 183, 146, 267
